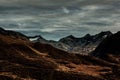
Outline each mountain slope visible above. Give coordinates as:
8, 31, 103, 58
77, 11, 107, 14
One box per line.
92, 31, 120, 63
0, 27, 119, 80
91, 31, 120, 79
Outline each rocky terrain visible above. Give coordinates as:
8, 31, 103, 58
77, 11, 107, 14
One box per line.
30, 31, 112, 54
0, 27, 120, 80
91, 31, 120, 64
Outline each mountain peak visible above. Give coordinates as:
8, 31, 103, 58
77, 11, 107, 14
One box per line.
66, 35, 76, 39
95, 31, 112, 38
84, 34, 91, 38
92, 31, 120, 58
83, 34, 92, 38
59, 35, 77, 42
99, 31, 112, 36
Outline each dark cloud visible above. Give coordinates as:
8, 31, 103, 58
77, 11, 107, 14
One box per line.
0, 0, 120, 7
0, 0, 82, 7
0, 0, 120, 40
84, 22, 110, 26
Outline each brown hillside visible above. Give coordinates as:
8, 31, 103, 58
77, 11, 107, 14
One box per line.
0, 28, 119, 80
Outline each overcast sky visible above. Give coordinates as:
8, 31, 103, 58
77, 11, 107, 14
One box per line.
0, 0, 120, 40
0, 0, 119, 7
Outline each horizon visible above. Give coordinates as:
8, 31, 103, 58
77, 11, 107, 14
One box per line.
0, 0, 120, 40
1, 27, 116, 41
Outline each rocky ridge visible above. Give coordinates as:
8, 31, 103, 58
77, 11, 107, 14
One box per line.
31, 31, 112, 54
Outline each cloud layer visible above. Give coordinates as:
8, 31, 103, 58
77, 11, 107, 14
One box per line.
0, 0, 120, 40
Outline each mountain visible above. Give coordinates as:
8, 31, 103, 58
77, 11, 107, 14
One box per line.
91, 31, 120, 64
0, 27, 29, 41
0, 27, 120, 80
90, 31, 120, 79
32, 31, 113, 54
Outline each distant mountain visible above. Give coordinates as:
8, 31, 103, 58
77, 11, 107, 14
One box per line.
0, 27, 120, 80
31, 31, 113, 54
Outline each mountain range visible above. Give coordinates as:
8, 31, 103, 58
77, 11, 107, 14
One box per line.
30, 31, 113, 55
0, 27, 120, 80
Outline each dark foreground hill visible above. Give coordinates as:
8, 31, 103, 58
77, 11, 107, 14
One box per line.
0, 27, 120, 80
92, 31, 120, 64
